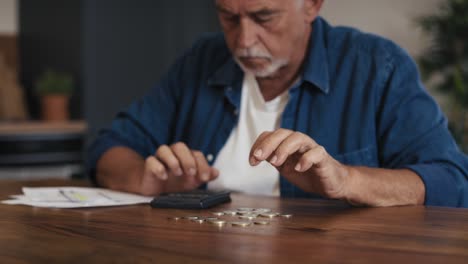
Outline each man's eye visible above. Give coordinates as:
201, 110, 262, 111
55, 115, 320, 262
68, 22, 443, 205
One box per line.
254, 15, 273, 24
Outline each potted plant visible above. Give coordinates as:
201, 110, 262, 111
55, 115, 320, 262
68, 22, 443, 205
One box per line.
417, 0, 468, 151
35, 69, 74, 121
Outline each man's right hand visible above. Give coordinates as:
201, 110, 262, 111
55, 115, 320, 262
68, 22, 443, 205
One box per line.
139, 143, 219, 195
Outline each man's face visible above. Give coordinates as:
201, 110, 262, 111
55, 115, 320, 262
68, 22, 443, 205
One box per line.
216, 0, 320, 78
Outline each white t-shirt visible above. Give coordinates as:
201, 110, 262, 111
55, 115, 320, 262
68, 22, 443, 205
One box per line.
207, 73, 289, 196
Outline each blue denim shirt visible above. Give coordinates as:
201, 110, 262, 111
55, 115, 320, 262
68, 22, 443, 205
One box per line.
88, 17, 468, 207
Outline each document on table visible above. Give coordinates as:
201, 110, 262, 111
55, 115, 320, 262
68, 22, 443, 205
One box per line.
1, 187, 153, 208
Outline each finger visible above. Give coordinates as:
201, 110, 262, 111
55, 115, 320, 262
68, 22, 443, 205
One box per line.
171, 142, 197, 176
249, 131, 272, 165
145, 156, 168, 180
250, 129, 294, 163
155, 145, 183, 176
210, 167, 220, 180
295, 146, 328, 172
271, 132, 317, 167
192, 150, 211, 182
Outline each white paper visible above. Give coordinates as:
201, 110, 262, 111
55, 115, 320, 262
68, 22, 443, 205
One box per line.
1, 187, 153, 208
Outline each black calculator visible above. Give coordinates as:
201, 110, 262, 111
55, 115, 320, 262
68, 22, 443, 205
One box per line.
150, 189, 231, 209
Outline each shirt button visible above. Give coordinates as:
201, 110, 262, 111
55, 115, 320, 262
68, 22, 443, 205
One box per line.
206, 154, 214, 162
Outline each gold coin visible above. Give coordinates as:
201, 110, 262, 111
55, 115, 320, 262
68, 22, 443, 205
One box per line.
208, 219, 227, 226
231, 221, 251, 227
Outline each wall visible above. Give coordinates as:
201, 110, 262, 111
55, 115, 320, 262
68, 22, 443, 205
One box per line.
82, 0, 220, 139
320, 0, 443, 57
0, 0, 17, 34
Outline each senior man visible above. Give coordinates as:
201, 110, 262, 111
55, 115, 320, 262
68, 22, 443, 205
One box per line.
88, 0, 468, 207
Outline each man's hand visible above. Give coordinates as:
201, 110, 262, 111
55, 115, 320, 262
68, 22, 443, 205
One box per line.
140, 143, 219, 196
249, 129, 351, 200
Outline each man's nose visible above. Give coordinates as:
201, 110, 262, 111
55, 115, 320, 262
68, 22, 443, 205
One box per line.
237, 18, 257, 49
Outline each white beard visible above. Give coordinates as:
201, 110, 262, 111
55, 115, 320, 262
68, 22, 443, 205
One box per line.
234, 57, 288, 78
233, 46, 288, 78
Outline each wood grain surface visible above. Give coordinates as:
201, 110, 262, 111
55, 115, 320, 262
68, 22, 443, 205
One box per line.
0, 179, 467, 263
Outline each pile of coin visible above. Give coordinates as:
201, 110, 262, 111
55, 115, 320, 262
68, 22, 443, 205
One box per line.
167, 207, 292, 228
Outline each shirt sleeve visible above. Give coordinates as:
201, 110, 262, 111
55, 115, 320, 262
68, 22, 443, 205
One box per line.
376, 42, 468, 207
86, 42, 196, 185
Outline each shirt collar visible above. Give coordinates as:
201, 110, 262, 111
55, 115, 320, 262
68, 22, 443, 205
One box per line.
301, 17, 330, 94
208, 17, 330, 94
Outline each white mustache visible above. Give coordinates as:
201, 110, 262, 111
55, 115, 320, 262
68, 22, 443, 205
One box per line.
235, 47, 272, 60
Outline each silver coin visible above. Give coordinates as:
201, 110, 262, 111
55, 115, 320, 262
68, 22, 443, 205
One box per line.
254, 208, 272, 213
185, 216, 199, 220
212, 212, 225, 216
260, 213, 278, 218
168, 216, 181, 221
237, 211, 255, 216
281, 214, 293, 219
254, 220, 270, 225
230, 221, 251, 227
223, 210, 237, 216
237, 207, 255, 211
239, 215, 256, 220
191, 219, 205, 224
204, 217, 218, 221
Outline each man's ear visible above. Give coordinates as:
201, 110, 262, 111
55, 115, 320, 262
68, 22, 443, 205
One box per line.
303, 0, 324, 23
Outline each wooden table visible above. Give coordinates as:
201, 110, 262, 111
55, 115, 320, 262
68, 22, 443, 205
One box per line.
1, 180, 467, 263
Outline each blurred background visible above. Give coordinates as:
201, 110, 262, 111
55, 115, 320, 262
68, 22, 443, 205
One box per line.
0, 0, 466, 180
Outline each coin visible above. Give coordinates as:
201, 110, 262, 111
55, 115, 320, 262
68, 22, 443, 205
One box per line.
212, 212, 225, 216
239, 215, 256, 220
237, 207, 255, 211
281, 214, 293, 219
254, 220, 270, 225
237, 211, 254, 216
191, 219, 205, 224
223, 210, 237, 216
254, 208, 272, 213
231, 221, 251, 227
208, 219, 227, 226
168, 216, 181, 221
260, 213, 278, 218
204, 217, 219, 221
185, 216, 199, 220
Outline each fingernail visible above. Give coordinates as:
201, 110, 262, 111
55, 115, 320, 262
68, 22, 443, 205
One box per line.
202, 173, 210, 181
160, 172, 168, 180
175, 168, 183, 177
270, 155, 278, 165
294, 163, 302, 172
250, 157, 261, 166
189, 168, 196, 176
254, 149, 263, 159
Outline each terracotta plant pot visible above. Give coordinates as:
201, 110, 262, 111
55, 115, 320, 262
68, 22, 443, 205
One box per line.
41, 95, 69, 121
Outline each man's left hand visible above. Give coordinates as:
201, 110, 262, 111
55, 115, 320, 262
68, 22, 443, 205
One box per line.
249, 129, 351, 200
